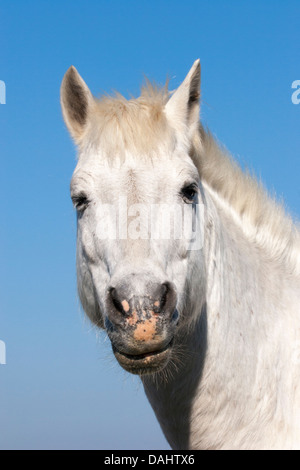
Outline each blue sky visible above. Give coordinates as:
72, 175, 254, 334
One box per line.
0, 0, 299, 450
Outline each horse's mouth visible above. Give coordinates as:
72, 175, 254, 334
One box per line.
112, 339, 174, 375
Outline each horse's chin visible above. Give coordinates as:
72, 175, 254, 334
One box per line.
112, 339, 173, 375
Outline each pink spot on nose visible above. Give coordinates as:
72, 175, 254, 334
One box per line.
121, 300, 130, 313
133, 318, 157, 342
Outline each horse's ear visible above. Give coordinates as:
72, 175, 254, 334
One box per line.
165, 59, 201, 136
60, 66, 94, 143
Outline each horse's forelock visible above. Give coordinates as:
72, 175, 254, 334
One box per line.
83, 83, 176, 159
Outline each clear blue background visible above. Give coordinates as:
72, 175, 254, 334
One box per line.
0, 0, 299, 450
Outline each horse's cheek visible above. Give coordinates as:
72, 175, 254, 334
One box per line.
77, 225, 98, 264
76, 240, 105, 328
77, 264, 105, 328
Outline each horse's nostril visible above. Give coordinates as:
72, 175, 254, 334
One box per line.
109, 287, 127, 316
160, 283, 169, 310
107, 280, 177, 322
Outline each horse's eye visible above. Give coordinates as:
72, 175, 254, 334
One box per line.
72, 194, 89, 212
181, 184, 198, 203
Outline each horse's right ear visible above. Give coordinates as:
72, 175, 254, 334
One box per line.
60, 66, 94, 143
165, 60, 201, 138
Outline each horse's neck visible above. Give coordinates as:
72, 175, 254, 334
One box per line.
204, 185, 265, 336
194, 186, 300, 448
143, 185, 300, 450
203, 183, 297, 346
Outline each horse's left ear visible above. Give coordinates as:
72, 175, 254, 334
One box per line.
165, 59, 201, 136
60, 66, 94, 144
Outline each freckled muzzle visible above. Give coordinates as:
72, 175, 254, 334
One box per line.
104, 280, 178, 374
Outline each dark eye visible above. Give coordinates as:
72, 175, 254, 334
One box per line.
71, 194, 89, 212
181, 184, 198, 204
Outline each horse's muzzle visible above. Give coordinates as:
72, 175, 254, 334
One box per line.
104, 279, 178, 374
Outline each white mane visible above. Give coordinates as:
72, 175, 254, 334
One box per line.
192, 128, 300, 276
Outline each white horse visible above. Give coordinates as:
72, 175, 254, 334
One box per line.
61, 61, 300, 450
